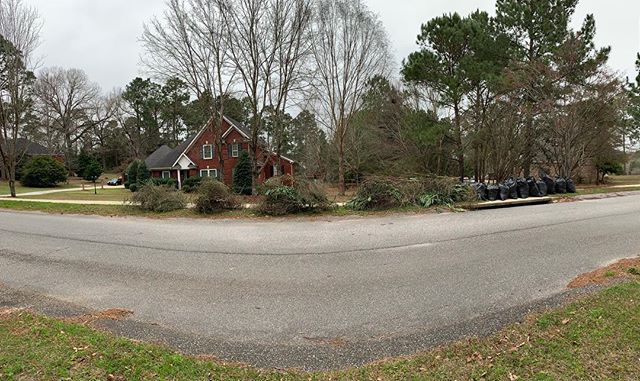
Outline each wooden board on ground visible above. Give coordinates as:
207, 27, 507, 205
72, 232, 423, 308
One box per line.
466, 196, 553, 210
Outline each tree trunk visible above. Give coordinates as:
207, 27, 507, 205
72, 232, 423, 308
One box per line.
65, 133, 73, 175
338, 139, 345, 196
7, 164, 16, 197
453, 103, 464, 182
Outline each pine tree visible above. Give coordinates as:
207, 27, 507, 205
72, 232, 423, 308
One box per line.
232, 152, 252, 195
126, 161, 138, 190
136, 160, 151, 185
83, 156, 103, 195
76, 150, 92, 178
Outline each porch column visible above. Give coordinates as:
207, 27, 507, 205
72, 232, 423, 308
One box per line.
177, 168, 182, 190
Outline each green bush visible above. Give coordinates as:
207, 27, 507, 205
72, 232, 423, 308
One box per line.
194, 179, 238, 214
137, 161, 151, 183
82, 156, 103, 182
182, 176, 203, 193
76, 150, 92, 178
126, 160, 151, 192
232, 151, 252, 195
347, 178, 404, 210
151, 177, 177, 188
131, 183, 186, 212
20, 156, 68, 188
126, 161, 138, 190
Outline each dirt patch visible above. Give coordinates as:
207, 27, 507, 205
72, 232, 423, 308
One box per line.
568, 257, 640, 289
64, 308, 134, 325
0, 307, 26, 318
303, 336, 349, 348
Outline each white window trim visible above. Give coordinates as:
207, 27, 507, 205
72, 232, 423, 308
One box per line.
200, 169, 218, 178
231, 143, 240, 158
273, 165, 279, 177
202, 144, 214, 160
162, 170, 171, 179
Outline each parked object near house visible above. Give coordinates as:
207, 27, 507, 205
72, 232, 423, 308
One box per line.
107, 178, 122, 186
145, 116, 295, 189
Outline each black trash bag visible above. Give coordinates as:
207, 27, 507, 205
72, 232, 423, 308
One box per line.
487, 184, 500, 201
516, 178, 529, 199
527, 177, 541, 197
555, 177, 567, 194
542, 175, 556, 195
537, 180, 548, 197
566, 179, 576, 193
505, 178, 518, 199
499, 183, 509, 201
473, 183, 488, 200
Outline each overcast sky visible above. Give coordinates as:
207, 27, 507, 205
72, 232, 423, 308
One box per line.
23, 0, 640, 92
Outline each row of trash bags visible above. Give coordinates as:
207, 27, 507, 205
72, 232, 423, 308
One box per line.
474, 175, 577, 201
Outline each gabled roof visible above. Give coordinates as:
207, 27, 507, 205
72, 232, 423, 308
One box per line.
17, 138, 51, 155
222, 115, 251, 139
145, 134, 198, 170
1, 138, 52, 156
144, 145, 174, 169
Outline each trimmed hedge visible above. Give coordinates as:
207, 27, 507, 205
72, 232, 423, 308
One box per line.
151, 177, 177, 188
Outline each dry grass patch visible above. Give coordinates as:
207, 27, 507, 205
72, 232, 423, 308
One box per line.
568, 257, 640, 289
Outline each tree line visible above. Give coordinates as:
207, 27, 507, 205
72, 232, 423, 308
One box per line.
1, 0, 640, 199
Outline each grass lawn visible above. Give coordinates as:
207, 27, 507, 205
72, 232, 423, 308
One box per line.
607, 174, 640, 186
0, 182, 76, 195
1, 279, 638, 380
0, 200, 207, 218
574, 175, 640, 196
0, 199, 442, 219
20, 188, 132, 202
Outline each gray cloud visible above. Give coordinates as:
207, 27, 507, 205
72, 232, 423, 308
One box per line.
24, 0, 640, 91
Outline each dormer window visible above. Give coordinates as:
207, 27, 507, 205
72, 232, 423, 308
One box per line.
202, 144, 214, 160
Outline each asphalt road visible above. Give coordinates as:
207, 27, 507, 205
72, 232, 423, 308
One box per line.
0, 194, 639, 369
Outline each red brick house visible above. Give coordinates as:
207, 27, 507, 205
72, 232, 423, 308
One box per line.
145, 116, 295, 189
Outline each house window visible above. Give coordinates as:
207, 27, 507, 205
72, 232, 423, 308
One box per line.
273, 165, 279, 177
231, 143, 240, 158
200, 169, 218, 178
202, 144, 214, 160
162, 171, 171, 179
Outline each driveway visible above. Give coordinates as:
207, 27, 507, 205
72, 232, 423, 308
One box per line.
1, 194, 639, 369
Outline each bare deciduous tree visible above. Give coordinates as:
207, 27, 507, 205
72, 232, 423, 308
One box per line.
143, 0, 238, 181
219, 0, 313, 192
0, 0, 40, 197
0, 0, 41, 68
310, 0, 391, 194
141, 0, 213, 98
34, 67, 105, 173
